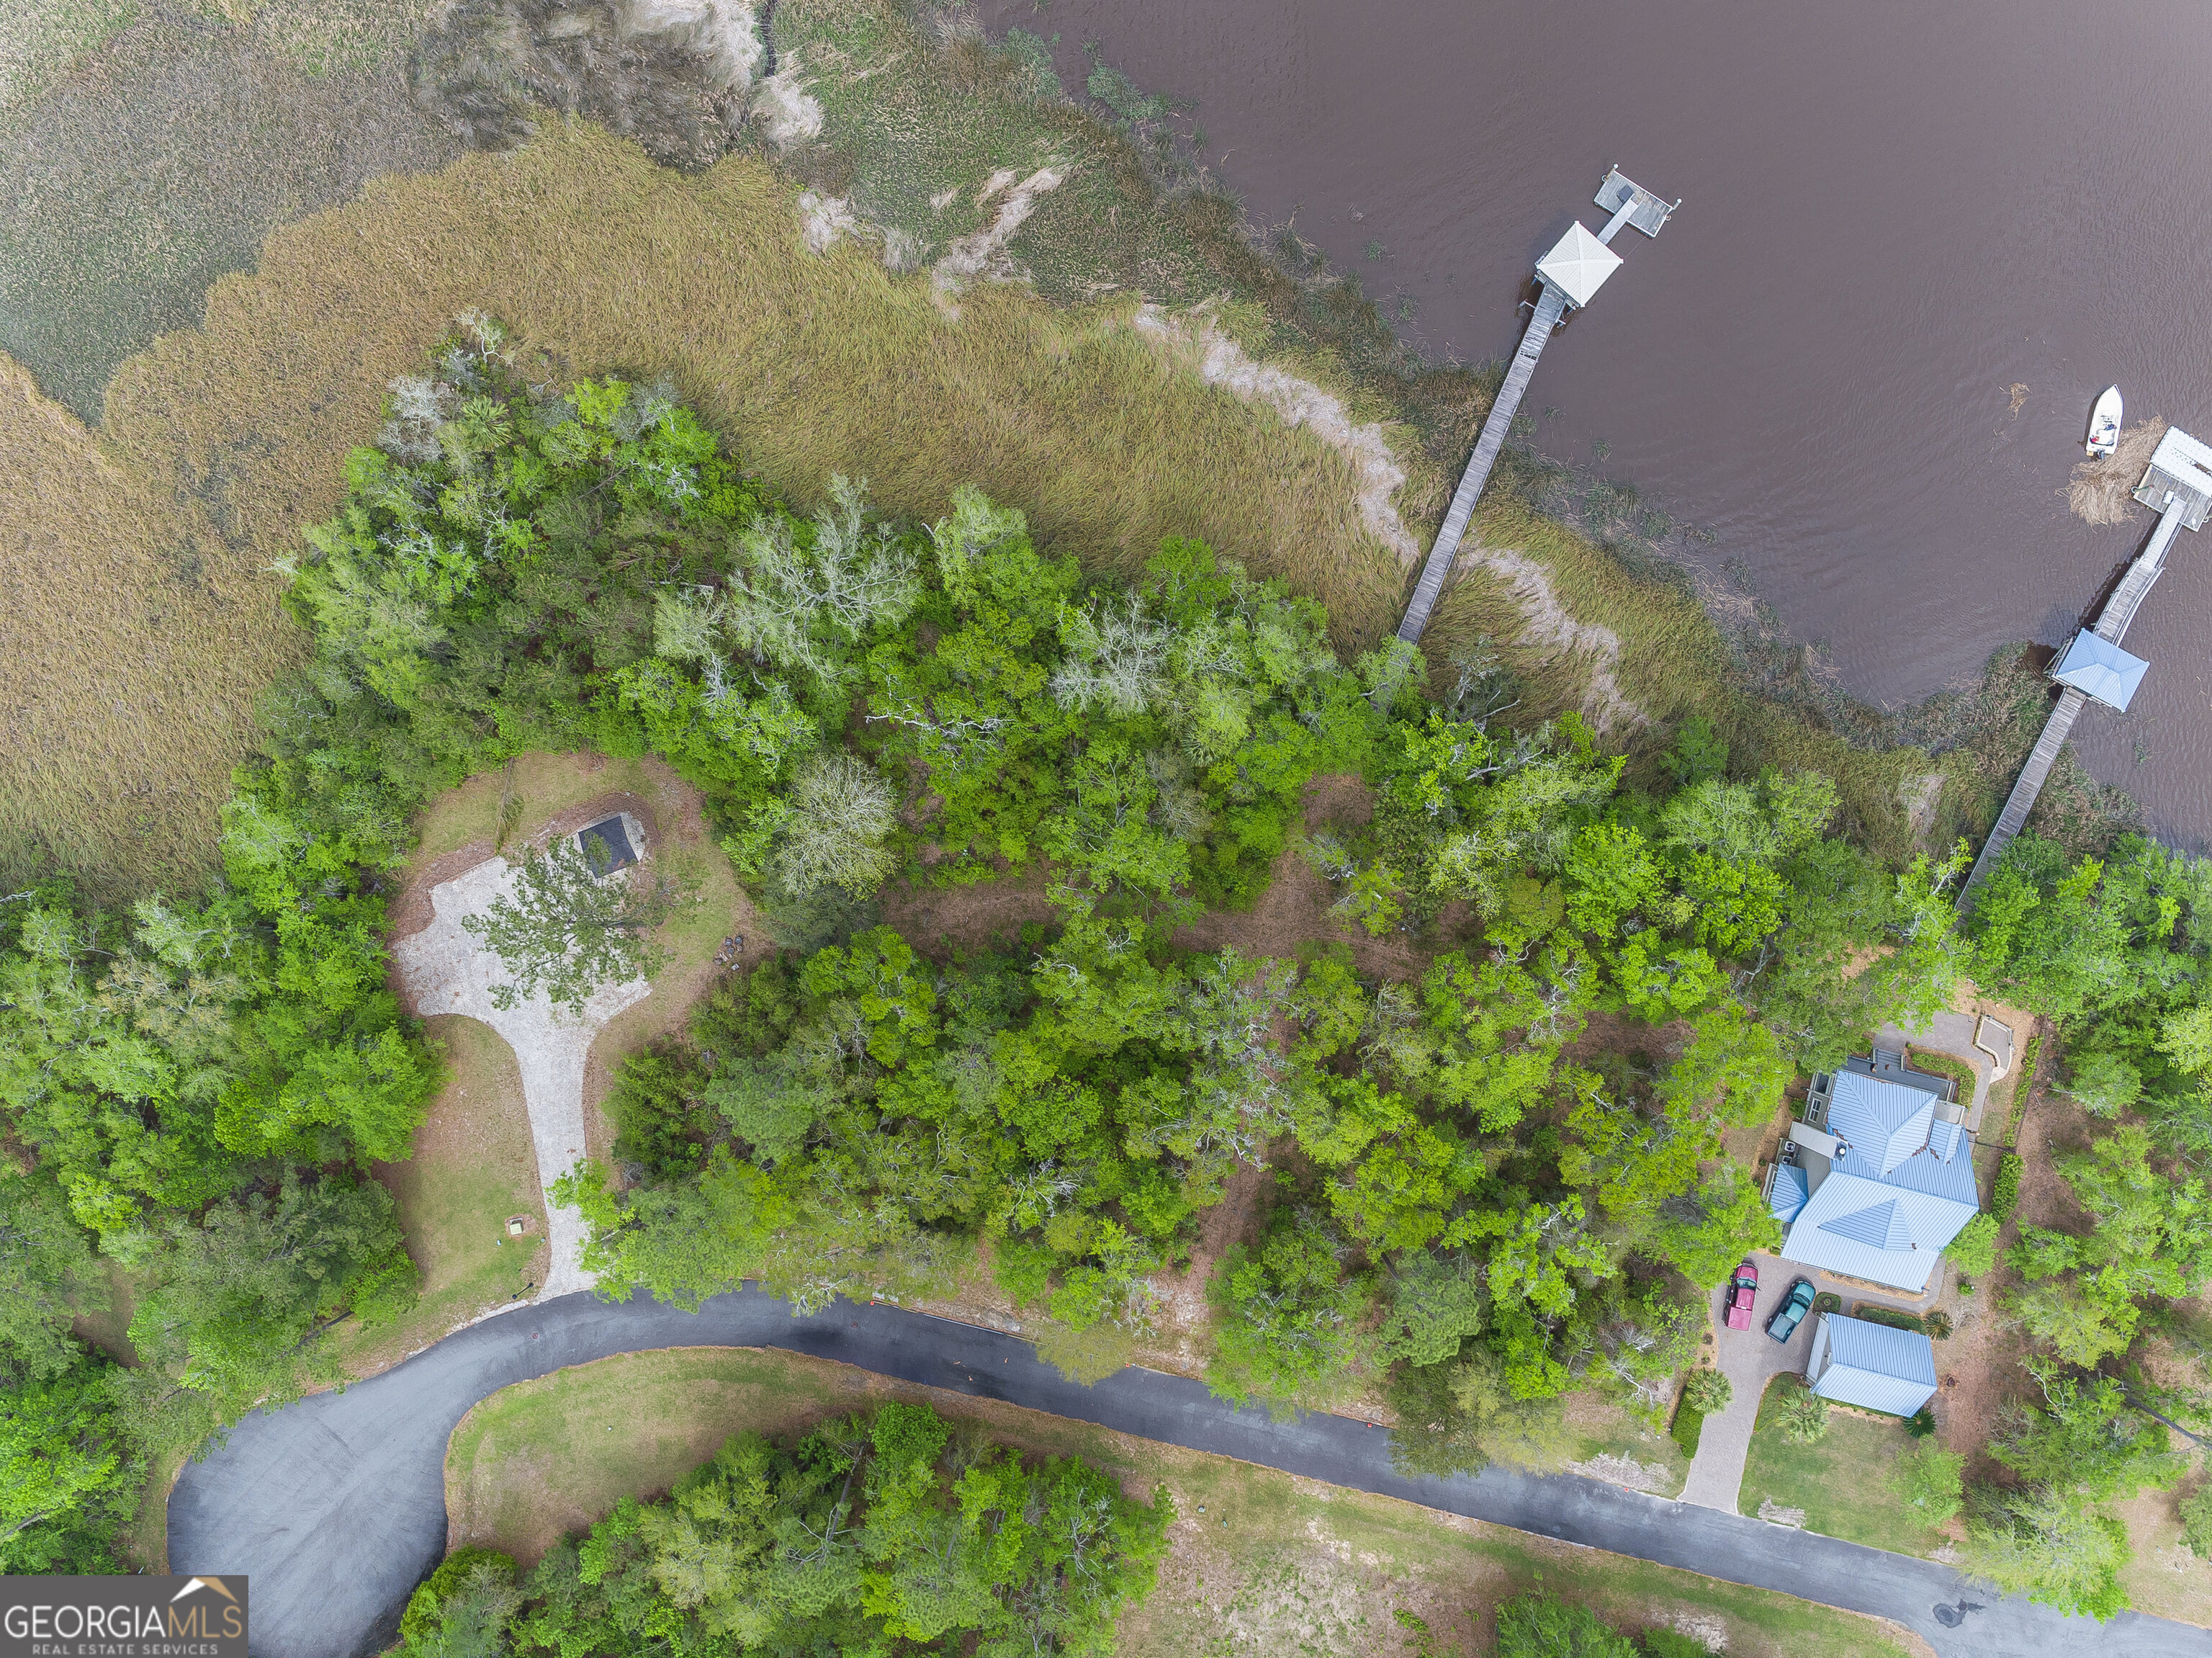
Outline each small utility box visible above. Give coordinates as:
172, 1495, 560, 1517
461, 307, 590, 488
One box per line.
577, 813, 641, 874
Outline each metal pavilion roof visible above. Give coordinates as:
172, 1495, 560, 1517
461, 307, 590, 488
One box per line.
2051, 629, 2149, 712
1535, 221, 1622, 309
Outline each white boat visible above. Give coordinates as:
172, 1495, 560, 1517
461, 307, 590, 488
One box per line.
2086, 385, 2122, 458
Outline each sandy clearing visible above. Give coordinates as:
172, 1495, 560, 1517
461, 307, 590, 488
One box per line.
1130, 304, 1643, 732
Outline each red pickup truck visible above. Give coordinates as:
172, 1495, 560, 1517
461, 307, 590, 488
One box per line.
1724, 1260, 1758, 1330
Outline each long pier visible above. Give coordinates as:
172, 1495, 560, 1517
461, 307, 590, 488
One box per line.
1959, 687, 2090, 902
1397, 284, 1568, 643
1393, 169, 1676, 648
1959, 432, 2211, 907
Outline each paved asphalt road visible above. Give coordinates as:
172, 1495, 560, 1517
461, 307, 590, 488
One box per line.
168, 1288, 2201, 1658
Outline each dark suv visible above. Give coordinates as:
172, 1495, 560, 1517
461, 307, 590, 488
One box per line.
1766, 1277, 1817, 1343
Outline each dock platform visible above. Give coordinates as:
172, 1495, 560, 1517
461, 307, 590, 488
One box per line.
1595, 169, 1678, 238
1959, 432, 2206, 908
1390, 167, 1674, 651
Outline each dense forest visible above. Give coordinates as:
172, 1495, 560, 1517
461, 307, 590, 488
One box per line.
401, 1402, 1168, 1658
4, 319, 2210, 1623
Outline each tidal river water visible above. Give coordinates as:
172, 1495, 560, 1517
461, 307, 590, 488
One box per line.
979, 0, 2212, 846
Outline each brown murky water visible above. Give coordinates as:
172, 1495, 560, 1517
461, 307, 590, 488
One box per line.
981, 0, 2212, 844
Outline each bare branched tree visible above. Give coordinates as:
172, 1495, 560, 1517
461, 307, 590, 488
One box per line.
775, 752, 899, 898
1050, 595, 1172, 714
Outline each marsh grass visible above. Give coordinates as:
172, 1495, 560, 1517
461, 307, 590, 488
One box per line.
0, 0, 138, 115
0, 129, 1403, 897
4, 0, 2118, 899
770, 7, 2077, 859
769, 1, 1228, 313
2069, 417, 2166, 526
0, 0, 456, 419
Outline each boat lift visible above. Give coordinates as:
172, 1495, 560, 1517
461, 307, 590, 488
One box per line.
1394, 169, 1680, 646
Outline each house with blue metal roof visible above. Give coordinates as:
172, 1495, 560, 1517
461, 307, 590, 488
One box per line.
1767, 1054, 1980, 1293
1805, 1312, 1939, 1417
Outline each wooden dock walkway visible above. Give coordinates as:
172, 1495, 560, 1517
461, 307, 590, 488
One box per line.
1959, 496, 2188, 906
1396, 284, 1568, 645
1960, 686, 2089, 898
2092, 499, 2185, 645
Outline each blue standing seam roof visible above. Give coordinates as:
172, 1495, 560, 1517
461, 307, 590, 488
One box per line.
1825, 1072, 1977, 1205
1817, 1198, 1914, 1250
1779, 1067, 1979, 1291
1810, 1314, 1939, 1417
2052, 629, 2149, 712
1769, 1164, 1809, 1223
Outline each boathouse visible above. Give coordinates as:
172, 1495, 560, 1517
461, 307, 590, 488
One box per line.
1393, 168, 1677, 646
2050, 631, 2149, 712
1534, 222, 1622, 310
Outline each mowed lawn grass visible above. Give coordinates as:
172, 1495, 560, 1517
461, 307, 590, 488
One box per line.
447, 1350, 863, 1564
446, 1348, 1916, 1658
1737, 1376, 1944, 1556
337, 1015, 548, 1378
1563, 1389, 1691, 1497
343, 751, 752, 1372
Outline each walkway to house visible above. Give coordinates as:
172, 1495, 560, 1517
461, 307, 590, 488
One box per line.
1960, 426, 2212, 909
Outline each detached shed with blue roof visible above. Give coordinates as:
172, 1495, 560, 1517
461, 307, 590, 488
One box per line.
1805, 1313, 1939, 1417
1773, 1062, 1979, 1293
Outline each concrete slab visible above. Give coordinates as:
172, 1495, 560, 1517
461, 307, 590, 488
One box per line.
1974, 1015, 2015, 1081
1874, 1010, 1990, 1131
389, 856, 651, 1299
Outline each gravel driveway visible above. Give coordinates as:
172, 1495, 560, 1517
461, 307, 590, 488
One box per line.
389, 855, 650, 1298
